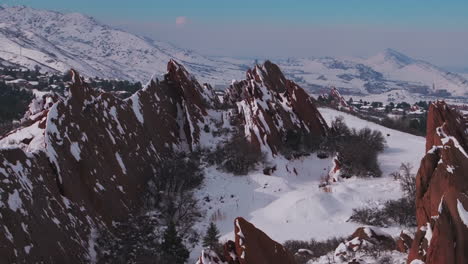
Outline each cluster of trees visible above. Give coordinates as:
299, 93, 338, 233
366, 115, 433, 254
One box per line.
323, 117, 386, 178
279, 129, 322, 159
88, 79, 143, 95
0, 82, 34, 134
380, 115, 427, 136
319, 94, 430, 136
99, 152, 206, 263
207, 131, 266, 175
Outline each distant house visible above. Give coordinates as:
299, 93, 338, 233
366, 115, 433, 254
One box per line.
359, 105, 372, 112
408, 109, 426, 116
375, 107, 386, 113
392, 108, 405, 115
350, 101, 362, 108
28, 81, 40, 87
5, 79, 29, 88
0, 75, 14, 82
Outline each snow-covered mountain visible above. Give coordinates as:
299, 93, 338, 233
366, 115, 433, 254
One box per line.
1, 6, 467, 98
274, 49, 468, 97
0, 5, 248, 85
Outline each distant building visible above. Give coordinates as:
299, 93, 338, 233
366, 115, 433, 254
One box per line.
392, 108, 405, 115
5, 79, 29, 88
375, 107, 386, 113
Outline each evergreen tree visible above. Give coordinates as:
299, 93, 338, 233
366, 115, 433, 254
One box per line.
160, 221, 189, 264
202, 222, 220, 249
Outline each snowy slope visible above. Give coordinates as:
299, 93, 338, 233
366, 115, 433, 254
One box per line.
272, 50, 468, 97
365, 49, 468, 97
0, 5, 247, 84
194, 107, 425, 259
1, 6, 466, 97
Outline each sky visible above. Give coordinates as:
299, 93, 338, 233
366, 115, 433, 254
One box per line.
2, 0, 468, 70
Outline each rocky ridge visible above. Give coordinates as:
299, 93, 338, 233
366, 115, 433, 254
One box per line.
0, 60, 328, 263
408, 101, 468, 264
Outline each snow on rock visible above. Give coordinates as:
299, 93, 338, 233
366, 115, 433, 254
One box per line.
224, 60, 328, 156
457, 199, 468, 228
234, 217, 295, 264
195, 249, 227, 264
334, 226, 395, 263
0, 60, 218, 263
408, 101, 468, 264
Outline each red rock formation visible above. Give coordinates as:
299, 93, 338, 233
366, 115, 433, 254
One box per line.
330, 87, 353, 111
224, 61, 328, 155
0, 60, 213, 263
396, 231, 413, 253
195, 217, 296, 264
223, 217, 295, 264
408, 101, 468, 264
334, 227, 394, 262
196, 249, 227, 264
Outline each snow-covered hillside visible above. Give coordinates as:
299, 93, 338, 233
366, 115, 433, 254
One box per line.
193, 107, 425, 260
273, 49, 468, 97
0, 5, 247, 84
1, 6, 467, 98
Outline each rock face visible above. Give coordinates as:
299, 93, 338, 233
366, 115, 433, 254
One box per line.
334, 227, 394, 263
322, 86, 355, 112
408, 101, 468, 264
0, 60, 212, 262
396, 231, 413, 253
224, 61, 328, 155
0, 60, 328, 263
195, 217, 296, 264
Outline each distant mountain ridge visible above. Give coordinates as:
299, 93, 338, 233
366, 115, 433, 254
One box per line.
1, 6, 467, 97
0, 5, 247, 85
274, 48, 468, 97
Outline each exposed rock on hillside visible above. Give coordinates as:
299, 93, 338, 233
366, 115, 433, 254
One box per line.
196, 217, 295, 264
334, 227, 394, 263
224, 60, 328, 155
0, 60, 212, 262
0, 59, 328, 263
408, 101, 468, 264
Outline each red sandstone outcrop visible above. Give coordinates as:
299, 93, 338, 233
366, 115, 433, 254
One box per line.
224, 61, 328, 155
396, 231, 413, 253
323, 86, 355, 112
0, 60, 213, 263
407, 101, 468, 264
233, 217, 296, 264
334, 227, 394, 263
195, 217, 296, 264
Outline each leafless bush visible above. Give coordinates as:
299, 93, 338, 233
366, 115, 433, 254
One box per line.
283, 237, 345, 264
349, 198, 416, 227
393, 163, 416, 200
207, 131, 266, 175
322, 117, 386, 178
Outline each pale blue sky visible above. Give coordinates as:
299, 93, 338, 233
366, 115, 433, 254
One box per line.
2, 0, 468, 69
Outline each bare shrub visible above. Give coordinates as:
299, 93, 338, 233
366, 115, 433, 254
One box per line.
207, 131, 266, 175
349, 198, 416, 227
393, 163, 416, 200
322, 117, 386, 178
283, 237, 345, 264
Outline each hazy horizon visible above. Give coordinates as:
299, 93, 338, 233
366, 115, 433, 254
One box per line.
2, 0, 468, 72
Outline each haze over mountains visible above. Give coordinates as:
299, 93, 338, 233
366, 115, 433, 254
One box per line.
1, 5, 468, 98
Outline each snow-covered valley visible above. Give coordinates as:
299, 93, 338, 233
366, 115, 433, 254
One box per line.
193, 107, 425, 261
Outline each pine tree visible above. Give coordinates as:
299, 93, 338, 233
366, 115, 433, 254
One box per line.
202, 222, 221, 249
160, 221, 189, 264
